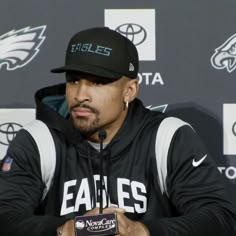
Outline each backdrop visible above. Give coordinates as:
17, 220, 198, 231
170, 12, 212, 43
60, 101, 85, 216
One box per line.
1, 0, 236, 205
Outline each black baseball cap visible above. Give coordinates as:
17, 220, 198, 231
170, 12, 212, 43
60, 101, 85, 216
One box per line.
51, 27, 139, 79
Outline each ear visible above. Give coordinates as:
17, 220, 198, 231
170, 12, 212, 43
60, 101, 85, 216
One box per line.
124, 79, 139, 103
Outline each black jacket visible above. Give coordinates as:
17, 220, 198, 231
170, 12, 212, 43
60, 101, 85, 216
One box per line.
0, 83, 235, 236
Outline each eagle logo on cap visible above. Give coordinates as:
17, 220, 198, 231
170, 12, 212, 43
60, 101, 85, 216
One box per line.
211, 34, 236, 73
0, 25, 46, 71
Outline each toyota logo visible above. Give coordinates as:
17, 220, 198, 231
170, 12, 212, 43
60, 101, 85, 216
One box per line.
0, 122, 22, 145
115, 23, 147, 46
232, 122, 236, 137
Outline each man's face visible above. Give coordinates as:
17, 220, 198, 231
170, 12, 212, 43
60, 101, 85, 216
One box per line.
66, 72, 131, 140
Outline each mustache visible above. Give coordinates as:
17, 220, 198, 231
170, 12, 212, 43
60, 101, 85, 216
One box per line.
69, 103, 99, 114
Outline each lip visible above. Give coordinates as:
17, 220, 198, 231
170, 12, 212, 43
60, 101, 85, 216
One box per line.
72, 108, 94, 117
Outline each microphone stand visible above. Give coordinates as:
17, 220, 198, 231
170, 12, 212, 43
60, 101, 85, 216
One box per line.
74, 129, 118, 236
98, 129, 107, 214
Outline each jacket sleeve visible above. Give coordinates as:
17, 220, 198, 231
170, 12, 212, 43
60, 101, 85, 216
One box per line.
144, 125, 236, 236
0, 129, 66, 236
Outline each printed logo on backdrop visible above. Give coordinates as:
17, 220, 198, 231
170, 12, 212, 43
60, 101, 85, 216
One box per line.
218, 166, 236, 180
211, 34, 236, 73
104, 9, 156, 61
0, 109, 35, 160
146, 104, 168, 113
0, 123, 22, 146
223, 104, 236, 155
137, 72, 164, 86
105, 9, 164, 86
0, 25, 46, 71
115, 23, 147, 46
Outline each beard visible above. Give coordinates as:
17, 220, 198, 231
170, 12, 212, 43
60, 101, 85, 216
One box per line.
69, 103, 101, 136
72, 115, 101, 136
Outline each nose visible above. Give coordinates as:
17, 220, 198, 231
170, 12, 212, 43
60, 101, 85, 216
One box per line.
74, 80, 91, 103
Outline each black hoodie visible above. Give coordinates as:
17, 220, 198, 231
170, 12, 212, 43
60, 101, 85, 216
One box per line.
0, 83, 235, 236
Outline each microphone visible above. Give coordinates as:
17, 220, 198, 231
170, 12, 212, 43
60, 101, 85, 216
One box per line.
98, 129, 107, 141
74, 129, 118, 236
98, 129, 107, 214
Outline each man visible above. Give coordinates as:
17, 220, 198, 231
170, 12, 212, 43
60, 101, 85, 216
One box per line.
0, 27, 235, 236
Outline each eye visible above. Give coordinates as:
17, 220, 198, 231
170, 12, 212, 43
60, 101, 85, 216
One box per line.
66, 72, 81, 84
69, 80, 79, 85
66, 75, 80, 84
89, 78, 112, 85
66, 79, 79, 85
92, 79, 107, 85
